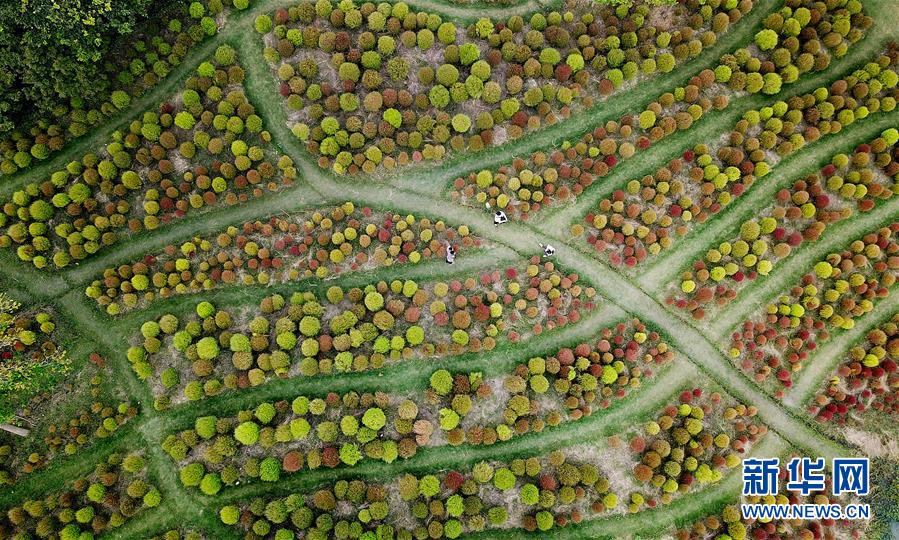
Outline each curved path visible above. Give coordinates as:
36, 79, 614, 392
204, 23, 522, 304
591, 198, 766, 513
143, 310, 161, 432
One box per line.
706, 197, 899, 339
3, 0, 891, 537
0, 0, 558, 197
469, 432, 788, 539
784, 298, 899, 411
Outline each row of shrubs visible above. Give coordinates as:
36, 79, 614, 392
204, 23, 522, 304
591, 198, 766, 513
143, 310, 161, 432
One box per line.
219, 449, 622, 538
160, 319, 672, 493
262, 0, 753, 174
579, 44, 898, 268
0, 0, 257, 178
811, 312, 898, 423
130, 260, 596, 408
668, 129, 898, 319
456, 0, 871, 221
87, 203, 478, 314
729, 221, 898, 396
625, 388, 767, 510
0, 50, 297, 271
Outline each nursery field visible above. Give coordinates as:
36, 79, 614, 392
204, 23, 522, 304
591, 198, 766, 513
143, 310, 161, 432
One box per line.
0, 0, 897, 538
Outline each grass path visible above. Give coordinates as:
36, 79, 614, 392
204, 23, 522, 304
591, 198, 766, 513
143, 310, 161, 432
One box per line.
466, 432, 787, 539
635, 110, 899, 293
215, 358, 695, 503
707, 196, 899, 340
5, 0, 894, 534
403, 0, 562, 22
783, 299, 899, 411
0, 249, 69, 300
56, 289, 157, 408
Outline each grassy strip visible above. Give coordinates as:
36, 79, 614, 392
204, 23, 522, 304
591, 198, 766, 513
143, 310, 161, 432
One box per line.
101, 501, 186, 540
0, 249, 69, 300
636, 109, 899, 293
783, 298, 899, 411
156, 302, 625, 432
0, 422, 139, 508
402, 0, 563, 23
213, 358, 695, 503
100, 498, 221, 540
465, 432, 787, 540
539, 28, 894, 235
708, 196, 899, 339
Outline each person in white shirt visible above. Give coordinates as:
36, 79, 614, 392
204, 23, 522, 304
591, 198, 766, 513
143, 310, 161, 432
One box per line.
487, 202, 508, 226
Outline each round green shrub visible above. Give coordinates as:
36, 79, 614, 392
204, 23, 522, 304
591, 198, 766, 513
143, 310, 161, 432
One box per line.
196, 337, 220, 360
254, 15, 272, 34
200, 473, 222, 495
260, 457, 281, 481
195, 416, 217, 439
235, 421, 260, 445
179, 462, 204, 487
361, 408, 386, 430
493, 468, 516, 490
220, 505, 240, 524
255, 402, 276, 424
430, 369, 453, 395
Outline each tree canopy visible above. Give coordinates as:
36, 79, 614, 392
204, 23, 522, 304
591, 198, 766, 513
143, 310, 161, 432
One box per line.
0, 0, 162, 134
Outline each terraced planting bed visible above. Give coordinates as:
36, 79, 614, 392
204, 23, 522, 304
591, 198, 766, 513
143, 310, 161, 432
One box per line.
1, 0, 897, 538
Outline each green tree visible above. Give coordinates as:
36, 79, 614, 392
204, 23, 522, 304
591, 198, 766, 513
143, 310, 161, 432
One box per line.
0, 0, 159, 134
430, 369, 453, 395
234, 421, 260, 445
0, 295, 70, 426
340, 443, 363, 465
754, 29, 779, 51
